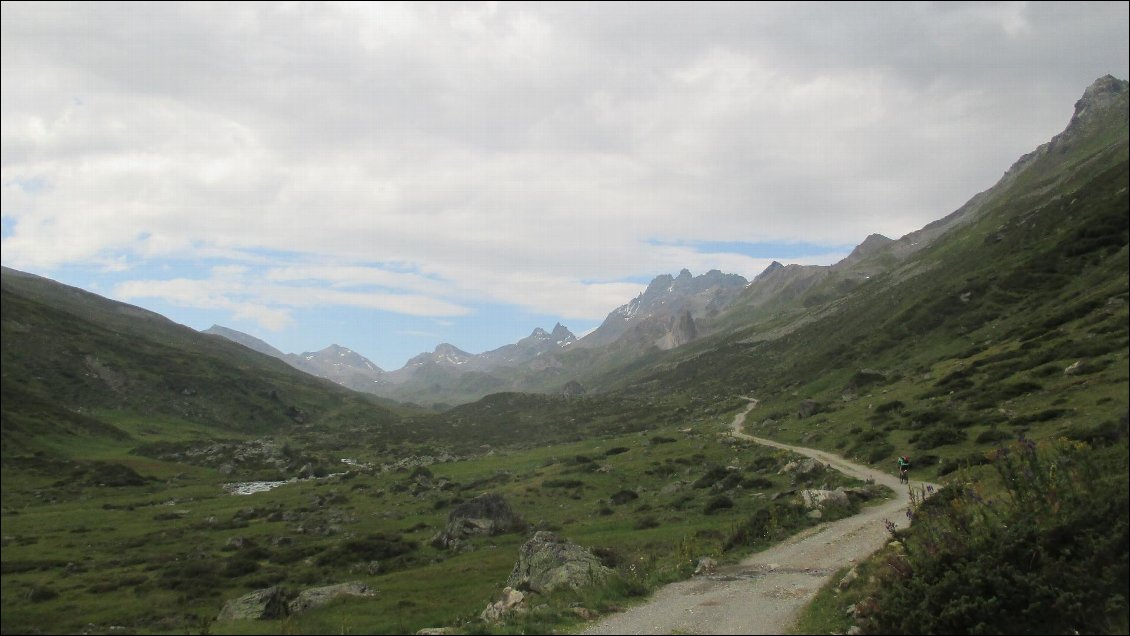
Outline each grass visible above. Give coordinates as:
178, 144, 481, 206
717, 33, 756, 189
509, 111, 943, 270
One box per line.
1, 412, 877, 635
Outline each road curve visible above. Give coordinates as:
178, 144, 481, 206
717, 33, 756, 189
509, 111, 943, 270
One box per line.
581, 399, 922, 635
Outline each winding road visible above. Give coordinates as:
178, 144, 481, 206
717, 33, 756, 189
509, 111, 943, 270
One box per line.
581, 399, 923, 635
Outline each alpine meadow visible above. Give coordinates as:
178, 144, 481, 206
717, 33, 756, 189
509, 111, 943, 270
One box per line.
2, 24, 1129, 636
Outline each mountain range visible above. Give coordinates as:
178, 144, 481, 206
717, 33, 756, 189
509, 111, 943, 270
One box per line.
2, 75, 1126, 636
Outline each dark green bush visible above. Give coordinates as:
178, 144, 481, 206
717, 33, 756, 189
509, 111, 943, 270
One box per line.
914, 426, 967, 450
610, 490, 639, 505
703, 495, 733, 515
693, 466, 730, 489
867, 438, 1129, 635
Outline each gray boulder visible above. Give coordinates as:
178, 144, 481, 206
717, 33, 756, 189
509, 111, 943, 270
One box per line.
797, 399, 822, 418
287, 581, 373, 614
479, 586, 527, 623
779, 458, 825, 476
506, 531, 612, 594
800, 488, 850, 510
217, 586, 289, 621
431, 493, 524, 549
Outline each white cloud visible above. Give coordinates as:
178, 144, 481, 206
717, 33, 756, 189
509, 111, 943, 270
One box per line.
3, 1, 1128, 333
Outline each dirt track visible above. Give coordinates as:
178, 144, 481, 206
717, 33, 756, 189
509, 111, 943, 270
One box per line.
580, 400, 919, 635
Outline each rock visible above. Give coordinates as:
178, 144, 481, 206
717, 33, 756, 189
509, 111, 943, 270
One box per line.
1064, 359, 1091, 375
506, 531, 612, 594
349, 560, 381, 575
430, 493, 524, 550
225, 536, 252, 550
800, 488, 850, 510
217, 586, 289, 621
838, 567, 859, 590
571, 606, 598, 620
560, 380, 586, 397
779, 458, 825, 476
480, 586, 526, 622
797, 399, 821, 419
416, 629, 456, 635
286, 581, 373, 614
693, 557, 718, 576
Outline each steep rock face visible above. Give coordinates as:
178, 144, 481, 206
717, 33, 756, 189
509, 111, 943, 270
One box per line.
657, 310, 698, 350
578, 269, 747, 349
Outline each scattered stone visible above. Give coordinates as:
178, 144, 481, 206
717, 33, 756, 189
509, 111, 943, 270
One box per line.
480, 586, 526, 622
571, 606, 598, 620
838, 567, 859, 590
694, 557, 718, 576
1064, 359, 1091, 375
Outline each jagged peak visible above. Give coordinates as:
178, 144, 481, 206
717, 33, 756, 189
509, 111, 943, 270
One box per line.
755, 261, 786, 280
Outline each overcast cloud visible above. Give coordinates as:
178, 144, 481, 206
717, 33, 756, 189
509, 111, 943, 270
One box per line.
2, 2, 1127, 366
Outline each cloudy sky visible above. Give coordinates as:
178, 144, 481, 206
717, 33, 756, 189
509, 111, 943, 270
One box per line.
3, 2, 1127, 369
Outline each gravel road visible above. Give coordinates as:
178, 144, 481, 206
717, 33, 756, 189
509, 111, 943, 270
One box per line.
580, 399, 921, 635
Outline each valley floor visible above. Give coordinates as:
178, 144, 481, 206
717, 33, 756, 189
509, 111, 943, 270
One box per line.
580, 399, 924, 635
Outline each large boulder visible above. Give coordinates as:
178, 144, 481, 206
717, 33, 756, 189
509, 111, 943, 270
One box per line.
800, 488, 850, 510
217, 586, 289, 621
506, 531, 612, 594
430, 493, 524, 549
779, 457, 825, 476
287, 581, 374, 614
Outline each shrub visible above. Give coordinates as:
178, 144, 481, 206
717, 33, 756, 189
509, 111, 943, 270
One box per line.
633, 516, 660, 530
703, 495, 734, 515
866, 437, 1129, 635
914, 426, 966, 450
693, 466, 730, 489
610, 490, 639, 505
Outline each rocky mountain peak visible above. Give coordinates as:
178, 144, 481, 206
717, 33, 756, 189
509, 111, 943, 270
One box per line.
1074, 75, 1128, 122
550, 322, 573, 341
755, 261, 786, 281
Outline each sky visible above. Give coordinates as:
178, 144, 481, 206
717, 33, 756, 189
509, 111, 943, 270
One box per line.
2, 2, 1128, 370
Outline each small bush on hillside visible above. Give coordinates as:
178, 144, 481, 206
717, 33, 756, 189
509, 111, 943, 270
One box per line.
693, 466, 730, 489
703, 495, 733, 515
610, 490, 639, 505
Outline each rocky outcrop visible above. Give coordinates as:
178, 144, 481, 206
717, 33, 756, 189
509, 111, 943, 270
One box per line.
430, 493, 524, 550
505, 531, 612, 594
217, 586, 289, 621
287, 581, 374, 614
217, 582, 374, 622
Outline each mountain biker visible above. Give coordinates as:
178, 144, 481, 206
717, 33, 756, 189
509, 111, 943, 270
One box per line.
897, 455, 910, 483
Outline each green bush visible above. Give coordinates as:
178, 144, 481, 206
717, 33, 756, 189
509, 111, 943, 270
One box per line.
866, 437, 1129, 634
703, 495, 733, 515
